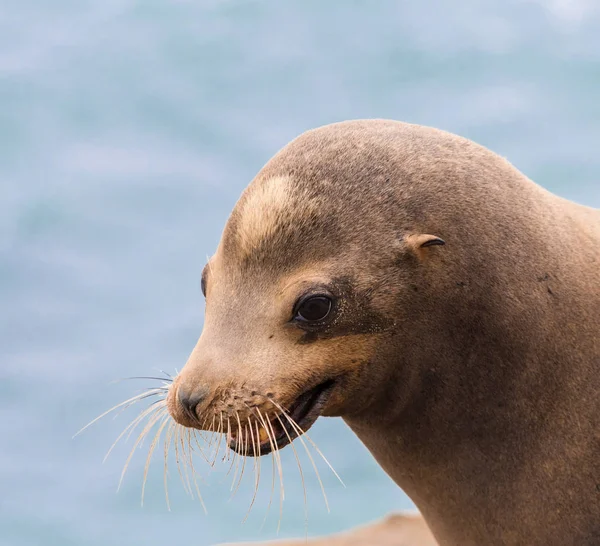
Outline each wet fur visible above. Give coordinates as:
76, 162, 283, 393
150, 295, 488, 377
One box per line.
169, 120, 600, 545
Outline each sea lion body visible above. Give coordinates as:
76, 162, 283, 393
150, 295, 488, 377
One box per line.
168, 120, 600, 545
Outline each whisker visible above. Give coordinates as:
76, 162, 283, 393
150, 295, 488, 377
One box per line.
271, 402, 331, 512
276, 413, 308, 534
141, 411, 170, 506
73, 389, 165, 438
302, 431, 344, 485
264, 412, 285, 533
242, 419, 261, 523
154, 368, 173, 380
199, 415, 214, 460
255, 408, 277, 530
229, 412, 243, 488
206, 415, 220, 462
179, 425, 195, 499
189, 427, 211, 466
231, 421, 249, 498
163, 421, 175, 511
272, 400, 345, 487
226, 436, 239, 478
185, 428, 207, 514
242, 424, 252, 492
117, 405, 166, 493
109, 376, 174, 384
212, 412, 225, 465
264, 413, 285, 498
191, 427, 212, 466
205, 415, 217, 448
112, 394, 166, 429
173, 425, 192, 497
209, 415, 224, 467
230, 413, 247, 496
104, 400, 166, 463
256, 422, 263, 515
124, 399, 167, 442
224, 418, 232, 463
111, 391, 165, 423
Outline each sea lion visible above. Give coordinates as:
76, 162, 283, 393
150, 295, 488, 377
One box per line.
217, 512, 438, 546
167, 120, 600, 545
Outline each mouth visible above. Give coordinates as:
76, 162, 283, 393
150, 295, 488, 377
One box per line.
229, 378, 336, 456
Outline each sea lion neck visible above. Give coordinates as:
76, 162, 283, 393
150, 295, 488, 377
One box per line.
343, 309, 600, 545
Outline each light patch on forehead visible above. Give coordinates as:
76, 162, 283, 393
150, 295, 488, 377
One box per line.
233, 175, 317, 258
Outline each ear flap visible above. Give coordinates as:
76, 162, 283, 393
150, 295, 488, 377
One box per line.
405, 234, 446, 251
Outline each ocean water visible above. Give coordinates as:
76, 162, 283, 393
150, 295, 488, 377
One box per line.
1, 1, 599, 545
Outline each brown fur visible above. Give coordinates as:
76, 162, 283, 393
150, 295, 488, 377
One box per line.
168, 120, 600, 545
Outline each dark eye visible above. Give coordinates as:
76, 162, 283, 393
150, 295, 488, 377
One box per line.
201, 273, 207, 298
295, 296, 332, 322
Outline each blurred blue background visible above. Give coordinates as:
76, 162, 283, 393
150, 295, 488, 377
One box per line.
1, 1, 599, 545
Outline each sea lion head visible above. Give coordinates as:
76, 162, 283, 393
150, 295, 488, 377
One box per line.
84, 118, 600, 545
167, 120, 451, 455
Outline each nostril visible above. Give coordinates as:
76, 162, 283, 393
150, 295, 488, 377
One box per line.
177, 385, 209, 422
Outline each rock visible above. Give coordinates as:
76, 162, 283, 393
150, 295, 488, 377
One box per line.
215, 512, 438, 546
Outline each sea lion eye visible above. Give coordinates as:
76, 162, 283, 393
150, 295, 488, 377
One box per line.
201, 269, 207, 298
294, 296, 332, 322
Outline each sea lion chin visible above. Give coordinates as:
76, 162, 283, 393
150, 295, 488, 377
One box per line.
166, 119, 600, 546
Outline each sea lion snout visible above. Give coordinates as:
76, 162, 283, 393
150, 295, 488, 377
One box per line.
168, 362, 322, 455
169, 374, 266, 431
167, 334, 287, 438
